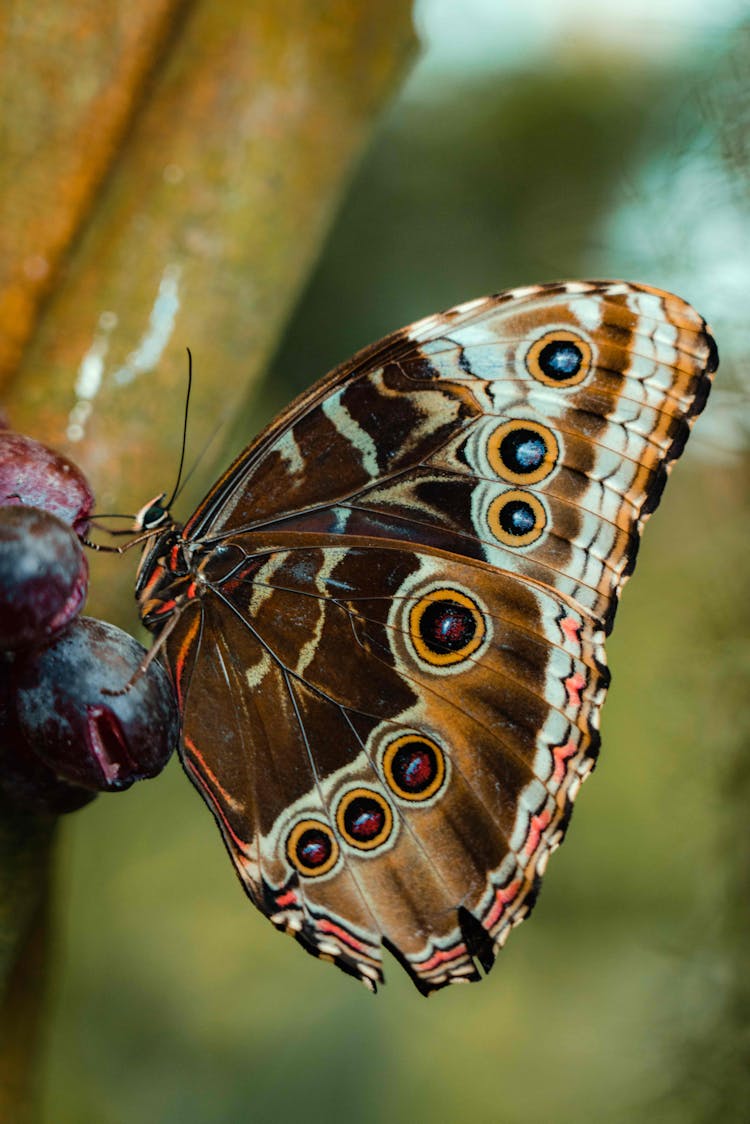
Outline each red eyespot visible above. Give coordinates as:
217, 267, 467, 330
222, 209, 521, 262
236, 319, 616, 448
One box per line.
287, 819, 339, 876
382, 734, 446, 802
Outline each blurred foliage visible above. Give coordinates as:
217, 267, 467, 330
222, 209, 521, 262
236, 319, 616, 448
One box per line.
2, 4, 748, 1123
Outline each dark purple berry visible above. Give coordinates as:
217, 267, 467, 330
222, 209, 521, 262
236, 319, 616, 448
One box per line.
0, 506, 88, 652
0, 669, 94, 813
0, 431, 94, 536
13, 617, 178, 792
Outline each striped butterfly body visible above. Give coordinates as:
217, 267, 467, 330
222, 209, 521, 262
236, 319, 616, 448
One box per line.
136, 280, 717, 994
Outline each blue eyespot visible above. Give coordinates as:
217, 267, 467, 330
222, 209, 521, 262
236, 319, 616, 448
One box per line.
499, 429, 547, 473
499, 499, 537, 536
538, 341, 583, 379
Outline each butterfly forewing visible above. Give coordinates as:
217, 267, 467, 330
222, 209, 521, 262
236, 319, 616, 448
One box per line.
138, 280, 716, 993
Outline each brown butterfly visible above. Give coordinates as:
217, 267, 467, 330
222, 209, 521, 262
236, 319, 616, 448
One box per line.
134, 280, 717, 994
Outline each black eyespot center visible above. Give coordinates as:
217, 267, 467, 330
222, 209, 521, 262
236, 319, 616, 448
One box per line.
336, 788, 393, 850
297, 827, 333, 867
409, 588, 487, 667
538, 339, 583, 380
499, 498, 537, 537
526, 329, 591, 387
419, 598, 477, 654
382, 734, 447, 802
391, 740, 439, 793
487, 489, 547, 547
343, 796, 385, 840
488, 419, 559, 485
499, 428, 547, 474
287, 818, 339, 876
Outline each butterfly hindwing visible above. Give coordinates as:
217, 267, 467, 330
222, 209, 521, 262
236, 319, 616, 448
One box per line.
138, 280, 717, 993
162, 540, 607, 992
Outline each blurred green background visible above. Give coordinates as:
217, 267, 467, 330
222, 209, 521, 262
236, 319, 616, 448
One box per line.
42, 2, 749, 1121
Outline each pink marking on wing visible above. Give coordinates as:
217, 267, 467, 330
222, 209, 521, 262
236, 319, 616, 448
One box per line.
317, 918, 374, 957
565, 671, 586, 708
416, 942, 469, 973
520, 808, 552, 863
275, 890, 298, 908
560, 615, 581, 644
552, 739, 578, 785
484, 878, 523, 929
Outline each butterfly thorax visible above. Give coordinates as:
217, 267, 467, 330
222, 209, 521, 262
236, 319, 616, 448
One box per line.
136, 525, 260, 635
135, 525, 190, 632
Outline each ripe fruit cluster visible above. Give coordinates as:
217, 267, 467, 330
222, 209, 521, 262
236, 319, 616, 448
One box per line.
0, 428, 178, 814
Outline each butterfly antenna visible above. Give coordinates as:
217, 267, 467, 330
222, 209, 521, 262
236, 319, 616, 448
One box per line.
164, 347, 193, 511
171, 412, 228, 504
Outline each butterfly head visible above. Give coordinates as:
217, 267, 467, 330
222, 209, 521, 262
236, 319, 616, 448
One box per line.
134, 493, 173, 533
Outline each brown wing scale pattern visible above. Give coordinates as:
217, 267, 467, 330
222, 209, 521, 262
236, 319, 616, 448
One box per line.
136, 281, 717, 993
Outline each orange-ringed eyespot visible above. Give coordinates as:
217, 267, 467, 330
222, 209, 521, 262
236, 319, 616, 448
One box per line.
526, 329, 592, 387
336, 788, 393, 850
383, 734, 446, 802
487, 419, 559, 485
409, 588, 485, 666
287, 819, 339, 877
487, 489, 547, 547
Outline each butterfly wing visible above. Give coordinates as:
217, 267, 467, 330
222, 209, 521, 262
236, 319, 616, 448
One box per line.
163, 539, 607, 992
184, 280, 714, 631
142, 281, 716, 992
